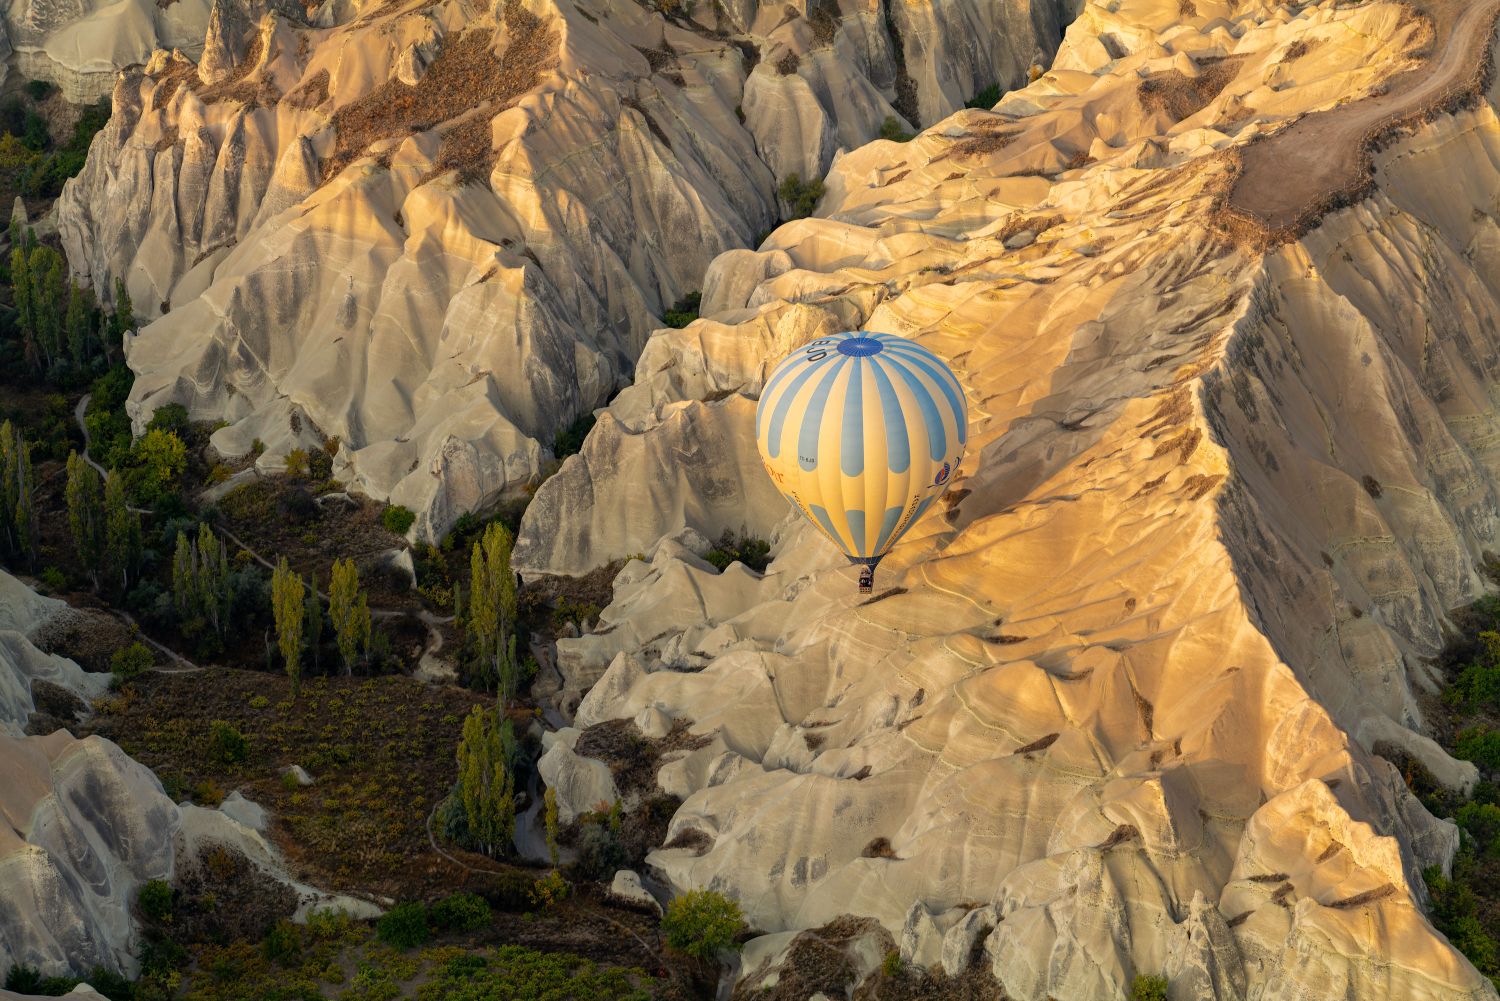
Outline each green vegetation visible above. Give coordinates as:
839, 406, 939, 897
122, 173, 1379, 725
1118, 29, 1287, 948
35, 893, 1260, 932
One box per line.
329, 556, 372, 674
463, 522, 524, 698
456, 702, 519, 857
65, 451, 102, 580
272, 556, 306, 696
428, 892, 492, 933
663, 290, 701, 328
662, 889, 746, 960
418, 945, 650, 1001
1131, 973, 1169, 1001
0, 420, 37, 566
377, 901, 431, 949
3, 965, 133, 999
778, 172, 825, 219
553, 412, 596, 459
878, 115, 914, 142
0, 96, 109, 203
207, 720, 249, 764
110, 641, 153, 681
703, 531, 771, 573
381, 503, 416, 535
137, 878, 174, 923
966, 82, 1001, 109
172, 522, 233, 647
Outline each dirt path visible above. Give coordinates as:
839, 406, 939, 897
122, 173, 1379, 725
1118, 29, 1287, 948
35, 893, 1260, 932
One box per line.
1228, 0, 1500, 237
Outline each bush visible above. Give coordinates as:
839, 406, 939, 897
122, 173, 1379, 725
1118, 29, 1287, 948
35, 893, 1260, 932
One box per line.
530, 870, 571, 909
381, 504, 416, 535
25, 79, 53, 101
146, 403, 189, 435
429, 891, 492, 932
662, 889, 746, 960
206, 720, 249, 764
663, 291, 702, 328
111, 641, 154, 680
703, 532, 771, 573
573, 819, 628, 882
376, 901, 430, 949
1457, 726, 1500, 773
1131, 974, 1168, 1001
138, 878, 174, 923
553, 413, 596, 459
38, 566, 65, 593
263, 918, 301, 965
965, 82, 1001, 109
778, 172, 825, 219
878, 115, 914, 142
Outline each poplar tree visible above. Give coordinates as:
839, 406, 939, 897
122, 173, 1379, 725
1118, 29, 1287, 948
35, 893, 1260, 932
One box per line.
10, 247, 35, 371
272, 557, 305, 697
457, 704, 517, 857
65, 284, 91, 368
467, 523, 518, 694
65, 452, 103, 584
329, 557, 371, 674
171, 524, 232, 638
103, 469, 140, 592
0, 424, 36, 565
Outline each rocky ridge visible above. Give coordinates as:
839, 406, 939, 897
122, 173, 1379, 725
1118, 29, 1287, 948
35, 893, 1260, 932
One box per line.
56, 0, 1072, 540
517, 0, 1500, 996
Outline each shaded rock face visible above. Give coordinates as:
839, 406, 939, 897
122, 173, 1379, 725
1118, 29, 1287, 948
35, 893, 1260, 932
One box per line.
58, 0, 1071, 541
515, 0, 1500, 997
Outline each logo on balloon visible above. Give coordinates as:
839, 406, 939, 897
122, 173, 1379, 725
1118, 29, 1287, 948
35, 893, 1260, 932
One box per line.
934, 462, 951, 486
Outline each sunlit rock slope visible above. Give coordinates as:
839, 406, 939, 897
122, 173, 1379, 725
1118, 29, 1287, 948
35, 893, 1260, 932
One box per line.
57, 0, 1071, 539
517, 0, 1500, 996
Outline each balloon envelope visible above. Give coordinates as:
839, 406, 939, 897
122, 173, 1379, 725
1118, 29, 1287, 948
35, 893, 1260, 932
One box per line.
756, 331, 967, 570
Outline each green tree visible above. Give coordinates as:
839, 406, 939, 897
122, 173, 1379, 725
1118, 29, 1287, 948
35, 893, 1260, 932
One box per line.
64, 452, 103, 583
171, 523, 232, 640
329, 557, 370, 674
102, 468, 141, 591
457, 703, 517, 857
662, 890, 746, 961
29, 246, 65, 368
64, 283, 91, 368
1131, 974, 1168, 1001
0, 422, 37, 565
467, 522, 519, 697
272, 557, 306, 697
132, 428, 186, 502
10, 247, 35, 370
109, 277, 135, 353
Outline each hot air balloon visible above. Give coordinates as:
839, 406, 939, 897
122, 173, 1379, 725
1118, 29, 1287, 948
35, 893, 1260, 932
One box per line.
756, 331, 968, 594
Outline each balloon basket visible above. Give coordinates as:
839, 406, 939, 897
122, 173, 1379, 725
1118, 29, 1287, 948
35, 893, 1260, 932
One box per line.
858, 565, 874, 594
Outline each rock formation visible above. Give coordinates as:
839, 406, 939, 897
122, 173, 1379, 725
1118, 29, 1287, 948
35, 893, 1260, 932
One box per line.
57, 0, 1071, 539
517, 0, 1500, 996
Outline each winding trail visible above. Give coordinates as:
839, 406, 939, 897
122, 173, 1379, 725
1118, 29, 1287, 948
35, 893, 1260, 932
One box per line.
1228, 0, 1500, 236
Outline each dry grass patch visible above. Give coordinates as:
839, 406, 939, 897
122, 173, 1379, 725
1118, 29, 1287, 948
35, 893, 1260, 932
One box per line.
1139, 56, 1243, 122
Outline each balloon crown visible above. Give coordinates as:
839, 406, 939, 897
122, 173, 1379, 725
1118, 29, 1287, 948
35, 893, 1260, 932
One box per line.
835, 336, 884, 357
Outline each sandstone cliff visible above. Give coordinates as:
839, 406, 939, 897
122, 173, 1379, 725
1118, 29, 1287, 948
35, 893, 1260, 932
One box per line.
516, 0, 1500, 996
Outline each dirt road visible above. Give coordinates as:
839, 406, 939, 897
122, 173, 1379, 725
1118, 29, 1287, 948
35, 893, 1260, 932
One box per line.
1228, 0, 1500, 237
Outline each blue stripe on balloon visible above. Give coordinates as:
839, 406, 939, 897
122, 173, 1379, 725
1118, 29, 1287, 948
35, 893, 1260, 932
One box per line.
873, 504, 904, 554
809, 503, 846, 551
765, 359, 824, 459
840, 358, 864, 476
797, 358, 849, 471
869, 360, 909, 475
881, 343, 968, 444
846, 507, 867, 557
888, 356, 948, 461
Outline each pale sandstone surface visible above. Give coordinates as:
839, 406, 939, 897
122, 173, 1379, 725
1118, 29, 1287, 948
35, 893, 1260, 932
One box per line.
57, 0, 1071, 541
516, 0, 1500, 996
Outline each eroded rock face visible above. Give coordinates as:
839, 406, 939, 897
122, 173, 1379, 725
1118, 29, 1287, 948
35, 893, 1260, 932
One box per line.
516, 0, 1500, 996
58, 0, 1071, 540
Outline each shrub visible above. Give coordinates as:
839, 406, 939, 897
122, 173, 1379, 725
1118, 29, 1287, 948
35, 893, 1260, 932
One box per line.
529, 870, 570, 909
206, 720, 249, 764
662, 889, 746, 960
965, 82, 1001, 109
573, 819, 628, 881
138, 878, 174, 923
376, 901, 430, 949
38, 566, 66, 593
1457, 726, 1500, 773
111, 641, 154, 680
1131, 974, 1168, 1001
146, 403, 189, 435
25, 79, 54, 101
429, 891, 492, 932
703, 532, 771, 573
881, 949, 903, 977
284, 448, 309, 479
778, 172, 825, 219
663, 291, 702, 328
878, 115, 914, 141
381, 504, 416, 534
553, 413, 596, 459
262, 918, 301, 965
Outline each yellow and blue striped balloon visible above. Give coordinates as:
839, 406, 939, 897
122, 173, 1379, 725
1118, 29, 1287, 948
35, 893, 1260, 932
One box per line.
756, 331, 967, 592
